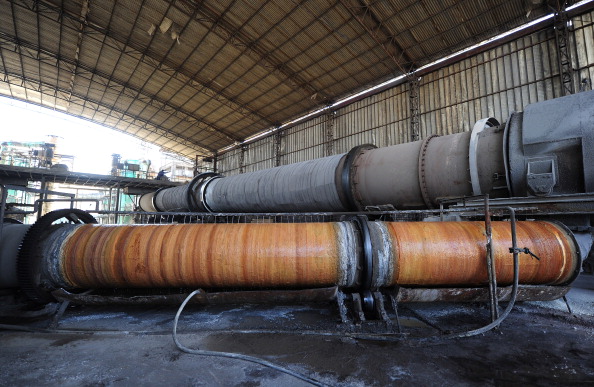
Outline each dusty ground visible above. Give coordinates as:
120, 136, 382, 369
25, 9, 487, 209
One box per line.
1, 277, 593, 386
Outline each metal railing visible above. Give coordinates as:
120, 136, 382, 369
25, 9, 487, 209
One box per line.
0, 184, 76, 240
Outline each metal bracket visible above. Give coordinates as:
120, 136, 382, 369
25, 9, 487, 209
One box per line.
351, 293, 366, 323
373, 291, 392, 329
469, 118, 500, 195
526, 157, 558, 196
509, 247, 541, 261
340, 144, 377, 211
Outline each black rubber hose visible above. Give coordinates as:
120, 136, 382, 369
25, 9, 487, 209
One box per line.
172, 289, 330, 387
440, 207, 520, 339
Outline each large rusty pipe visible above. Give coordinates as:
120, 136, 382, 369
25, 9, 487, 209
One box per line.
25, 219, 579, 297
49, 222, 359, 289
370, 221, 579, 287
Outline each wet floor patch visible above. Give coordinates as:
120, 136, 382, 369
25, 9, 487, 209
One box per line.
1, 282, 594, 386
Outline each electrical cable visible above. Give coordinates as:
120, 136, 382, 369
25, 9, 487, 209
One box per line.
172, 289, 330, 387
438, 251, 519, 339
0, 323, 48, 332
438, 208, 521, 339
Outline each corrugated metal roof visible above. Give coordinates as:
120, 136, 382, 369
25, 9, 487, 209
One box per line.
0, 0, 551, 158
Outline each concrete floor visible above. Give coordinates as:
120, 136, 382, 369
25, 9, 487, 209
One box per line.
1, 277, 593, 386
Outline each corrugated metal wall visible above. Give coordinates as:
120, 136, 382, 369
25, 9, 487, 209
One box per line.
283, 115, 327, 165
217, 147, 241, 175
217, 137, 275, 175
217, 11, 594, 175
334, 85, 410, 153
574, 11, 594, 92
419, 28, 560, 137
243, 137, 275, 173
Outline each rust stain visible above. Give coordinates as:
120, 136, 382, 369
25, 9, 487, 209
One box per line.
61, 223, 342, 289
59, 221, 577, 290
384, 221, 577, 286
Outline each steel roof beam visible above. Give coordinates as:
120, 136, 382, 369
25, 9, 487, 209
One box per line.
338, 0, 414, 74
117, 1, 208, 140
24, 0, 267, 128
0, 32, 241, 145
171, 0, 341, 131
9, 0, 28, 101
64, 0, 89, 110
174, 0, 325, 102
164, 0, 271, 135
90, 0, 148, 126
131, 0, 272, 138
380, 0, 538, 63
0, 70, 214, 156
184, 0, 389, 132
226, 0, 528, 143
0, 33, 13, 99
6, 0, 244, 146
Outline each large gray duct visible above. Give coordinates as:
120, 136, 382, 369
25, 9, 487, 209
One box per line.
351, 120, 506, 209
204, 154, 347, 212
139, 90, 594, 213
140, 127, 506, 213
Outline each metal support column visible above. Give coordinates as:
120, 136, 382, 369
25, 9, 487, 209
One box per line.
239, 145, 247, 174
193, 155, 199, 177
274, 129, 284, 167
37, 177, 46, 220
408, 76, 421, 142
114, 185, 120, 224
484, 195, 499, 322
0, 185, 7, 239
554, 3, 575, 96
325, 110, 335, 156
107, 187, 113, 224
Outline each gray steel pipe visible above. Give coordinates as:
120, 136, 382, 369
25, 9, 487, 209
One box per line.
353, 124, 506, 209
140, 154, 351, 213
205, 155, 348, 212
139, 126, 505, 213
140, 172, 220, 212
138, 184, 195, 212
138, 90, 594, 213
154, 184, 194, 212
